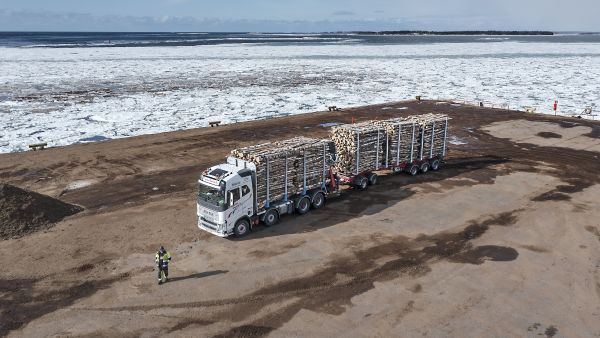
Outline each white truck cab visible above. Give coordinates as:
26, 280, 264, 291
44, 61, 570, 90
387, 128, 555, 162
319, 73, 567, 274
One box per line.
197, 157, 257, 237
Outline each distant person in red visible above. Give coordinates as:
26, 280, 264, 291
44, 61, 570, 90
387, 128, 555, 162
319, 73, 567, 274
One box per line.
155, 246, 172, 285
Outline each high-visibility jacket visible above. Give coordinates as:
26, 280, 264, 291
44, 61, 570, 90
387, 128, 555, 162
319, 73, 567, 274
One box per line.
155, 251, 172, 268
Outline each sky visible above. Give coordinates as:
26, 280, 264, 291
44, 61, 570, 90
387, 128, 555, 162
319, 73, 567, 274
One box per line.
0, 0, 598, 32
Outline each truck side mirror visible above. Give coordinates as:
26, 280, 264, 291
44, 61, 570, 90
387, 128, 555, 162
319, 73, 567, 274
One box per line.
229, 192, 234, 206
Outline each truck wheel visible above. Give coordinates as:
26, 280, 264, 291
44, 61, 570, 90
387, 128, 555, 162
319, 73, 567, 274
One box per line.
407, 164, 419, 176
420, 162, 430, 173
431, 159, 441, 171
367, 173, 378, 185
354, 176, 368, 190
263, 209, 279, 227
296, 196, 311, 215
234, 219, 250, 237
311, 192, 325, 209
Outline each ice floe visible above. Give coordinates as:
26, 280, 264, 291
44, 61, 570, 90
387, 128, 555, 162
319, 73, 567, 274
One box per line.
0, 41, 599, 153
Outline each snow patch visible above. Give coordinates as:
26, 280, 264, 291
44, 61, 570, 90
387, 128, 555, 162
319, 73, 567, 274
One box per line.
448, 136, 468, 145
318, 122, 342, 127
66, 180, 96, 190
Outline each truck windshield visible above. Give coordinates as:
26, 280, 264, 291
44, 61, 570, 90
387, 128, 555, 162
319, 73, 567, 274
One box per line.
198, 182, 225, 208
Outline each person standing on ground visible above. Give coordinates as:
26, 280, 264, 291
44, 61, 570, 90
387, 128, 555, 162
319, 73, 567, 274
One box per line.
155, 246, 172, 285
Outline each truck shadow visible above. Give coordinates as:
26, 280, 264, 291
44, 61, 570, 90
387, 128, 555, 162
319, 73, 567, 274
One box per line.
239, 155, 511, 240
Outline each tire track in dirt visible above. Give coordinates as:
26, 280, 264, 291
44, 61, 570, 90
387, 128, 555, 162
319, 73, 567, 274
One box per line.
91, 210, 521, 336
0, 271, 133, 336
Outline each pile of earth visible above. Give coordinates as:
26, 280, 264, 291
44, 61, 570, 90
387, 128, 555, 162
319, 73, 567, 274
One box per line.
0, 184, 83, 240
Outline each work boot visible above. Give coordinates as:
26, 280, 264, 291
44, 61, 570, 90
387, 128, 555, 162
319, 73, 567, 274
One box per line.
158, 280, 162, 285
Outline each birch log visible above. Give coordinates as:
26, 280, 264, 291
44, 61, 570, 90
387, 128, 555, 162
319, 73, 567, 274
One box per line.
330, 113, 449, 173
231, 137, 333, 209
412, 113, 449, 159
330, 121, 386, 174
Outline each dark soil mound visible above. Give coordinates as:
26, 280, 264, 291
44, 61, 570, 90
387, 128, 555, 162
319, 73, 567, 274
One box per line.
0, 184, 83, 239
536, 131, 562, 139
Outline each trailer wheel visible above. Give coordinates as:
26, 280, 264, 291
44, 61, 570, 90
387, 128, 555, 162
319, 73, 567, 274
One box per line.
367, 173, 378, 185
431, 159, 441, 171
311, 192, 325, 209
263, 209, 279, 227
354, 176, 368, 190
407, 164, 419, 176
234, 219, 250, 237
420, 162, 430, 173
296, 196, 311, 215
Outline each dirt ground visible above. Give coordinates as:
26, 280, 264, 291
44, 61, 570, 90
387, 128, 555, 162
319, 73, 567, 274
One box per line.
1, 100, 599, 337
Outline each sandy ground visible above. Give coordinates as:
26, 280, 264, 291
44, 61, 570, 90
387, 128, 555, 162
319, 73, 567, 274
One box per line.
1, 100, 599, 337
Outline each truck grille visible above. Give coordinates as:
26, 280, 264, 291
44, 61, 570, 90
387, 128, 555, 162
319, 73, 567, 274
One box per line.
201, 217, 217, 226
201, 222, 217, 231
199, 217, 218, 231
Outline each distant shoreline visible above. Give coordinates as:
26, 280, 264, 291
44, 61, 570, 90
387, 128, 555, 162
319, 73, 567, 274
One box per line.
354, 31, 554, 36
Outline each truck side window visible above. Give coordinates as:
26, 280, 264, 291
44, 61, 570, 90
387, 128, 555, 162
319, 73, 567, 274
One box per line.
229, 188, 241, 204
242, 185, 250, 196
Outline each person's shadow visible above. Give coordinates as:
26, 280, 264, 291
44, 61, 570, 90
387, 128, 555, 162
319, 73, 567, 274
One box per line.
168, 270, 228, 282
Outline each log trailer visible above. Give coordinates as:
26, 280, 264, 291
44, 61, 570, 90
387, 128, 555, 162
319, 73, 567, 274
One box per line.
197, 114, 449, 237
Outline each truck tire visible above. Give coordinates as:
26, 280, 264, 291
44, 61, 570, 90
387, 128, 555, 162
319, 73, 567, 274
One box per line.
431, 159, 441, 171
234, 219, 250, 237
367, 172, 378, 185
263, 209, 279, 227
420, 162, 430, 173
311, 192, 325, 209
407, 164, 419, 176
354, 176, 368, 190
296, 196, 311, 214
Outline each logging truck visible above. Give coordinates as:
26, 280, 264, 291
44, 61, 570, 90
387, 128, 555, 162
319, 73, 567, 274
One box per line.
197, 114, 449, 237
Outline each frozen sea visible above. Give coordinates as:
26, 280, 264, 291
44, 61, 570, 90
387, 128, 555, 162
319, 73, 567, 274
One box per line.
1, 32, 599, 153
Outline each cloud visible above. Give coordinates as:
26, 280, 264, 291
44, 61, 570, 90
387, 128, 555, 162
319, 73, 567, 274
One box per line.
332, 10, 356, 16
0, 9, 405, 31
0, 9, 587, 32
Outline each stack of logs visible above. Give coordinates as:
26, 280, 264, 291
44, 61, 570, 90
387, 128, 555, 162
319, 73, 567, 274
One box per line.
376, 118, 419, 166
330, 121, 387, 174
412, 113, 448, 159
231, 137, 332, 209
331, 113, 448, 174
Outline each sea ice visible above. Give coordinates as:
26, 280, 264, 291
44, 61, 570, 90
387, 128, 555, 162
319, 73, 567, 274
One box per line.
0, 41, 599, 153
